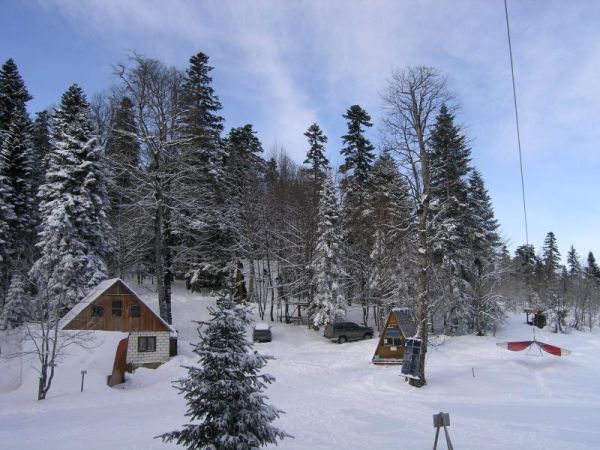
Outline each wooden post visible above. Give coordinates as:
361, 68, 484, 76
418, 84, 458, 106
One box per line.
80, 370, 87, 392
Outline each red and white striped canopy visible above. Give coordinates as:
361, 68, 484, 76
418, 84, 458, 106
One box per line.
496, 340, 571, 356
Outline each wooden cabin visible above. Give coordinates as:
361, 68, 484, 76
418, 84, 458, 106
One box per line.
61, 278, 175, 370
372, 308, 416, 365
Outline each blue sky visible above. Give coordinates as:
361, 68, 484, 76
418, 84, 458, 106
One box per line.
2, 0, 599, 263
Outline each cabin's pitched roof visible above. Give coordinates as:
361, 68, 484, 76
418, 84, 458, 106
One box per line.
392, 308, 416, 338
60, 278, 175, 333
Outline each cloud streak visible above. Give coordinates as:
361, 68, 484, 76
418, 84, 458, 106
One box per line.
32, 0, 600, 257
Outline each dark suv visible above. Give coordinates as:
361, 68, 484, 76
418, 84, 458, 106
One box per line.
323, 322, 374, 344
252, 323, 272, 342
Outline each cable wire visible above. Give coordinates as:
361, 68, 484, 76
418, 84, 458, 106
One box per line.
504, 0, 529, 245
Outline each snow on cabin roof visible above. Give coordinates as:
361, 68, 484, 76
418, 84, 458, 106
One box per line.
60, 278, 176, 333
392, 308, 417, 338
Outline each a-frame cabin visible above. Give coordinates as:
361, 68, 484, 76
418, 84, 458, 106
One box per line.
61, 278, 175, 370
372, 308, 416, 365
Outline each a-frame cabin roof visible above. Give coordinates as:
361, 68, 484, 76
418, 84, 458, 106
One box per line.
61, 278, 175, 333
391, 308, 416, 338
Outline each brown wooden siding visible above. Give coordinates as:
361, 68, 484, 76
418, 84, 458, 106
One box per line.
63, 280, 170, 332
374, 313, 406, 360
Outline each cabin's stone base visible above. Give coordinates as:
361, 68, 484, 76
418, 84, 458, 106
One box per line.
126, 331, 171, 366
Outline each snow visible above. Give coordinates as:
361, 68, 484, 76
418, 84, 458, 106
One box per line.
2, 280, 600, 449
255, 322, 270, 331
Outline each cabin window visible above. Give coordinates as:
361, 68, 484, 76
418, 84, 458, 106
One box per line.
138, 336, 156, 352
111, 301, 123, 317
384, 327, 402, 347
130, 305, 141, 318
384, 337, 402, 347
91, 305, 104, 317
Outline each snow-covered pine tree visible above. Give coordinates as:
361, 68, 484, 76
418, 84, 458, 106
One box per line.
303, 122, 329, 186
0, 59, 32, 145
366, 151, 414, 314
1, 273, 28, 329
105, 96, 142, 278
181, 52, 224, 173
31, 110, 52, 192
160, 297, 288, 449
308, 175, 346, 328
221, 124, 265, 254
0, 105, 37, 260
541, 231, 565, 332
30, 84, 112, 311
427, 104, 472, 334
465, 169, 503, 335
179, 52, 227, 269
565, 245, 585, 329
0, 145, 14, 273
339, 105, 376, 320
0, 59, 36, 308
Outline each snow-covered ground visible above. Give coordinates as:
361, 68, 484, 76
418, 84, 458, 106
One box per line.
2, 280, 600, 449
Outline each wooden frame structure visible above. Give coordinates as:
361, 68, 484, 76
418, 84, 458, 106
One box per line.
61, 279, 176, 381
372, 308, 416, 365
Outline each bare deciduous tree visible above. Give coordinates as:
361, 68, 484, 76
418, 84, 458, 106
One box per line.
382, 66, 451, 387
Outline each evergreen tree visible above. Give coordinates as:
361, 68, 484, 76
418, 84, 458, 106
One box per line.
303, 122, 329, 185
541, 231, 564, 331
160, 297, 288, 449
542, 231, 561, 277
106, 96, 140, 192
1, 273, 28, 329
30, 85, 112, 311
181, 52, 225, 173
339, 105, 375, 316
567, 245, 582, 275
0, 147, 15, 270
466, 170, 503, 335
178, 52, 228, 272
0, 59, 32, 144
427, 104, 472, 333
31, 110, 52, 189
308, 175, 346, 327
428, 104, 471, 256
105, 96, 141, 278
339, 104, 375, 198
586, 252, 600, 279
366, 151, 414, 310
0, 105, 36, 256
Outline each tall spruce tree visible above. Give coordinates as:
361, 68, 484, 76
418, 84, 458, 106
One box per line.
31, 110, 52, 189
30, 84, 112, 311
567, 245, 582, 275
0, 273, 28, 329
0, 58, 35, 307
339, 105, 375, 199
308, 175, 346, 327
542, 231, 565, 331
160, 297, 288, 449
366, 151, 414, 311
466, 169, 503, 335
0, 59, 32, 144
179, 52, 227, 269
181, 52, 224, 173
0, 106, 37, 259
303, 122, 329, 185
427, 104, 472, 333
105, 96, 141, 277
339, 105, 375, 317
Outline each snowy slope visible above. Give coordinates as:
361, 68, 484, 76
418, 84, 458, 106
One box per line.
1, 279, 600, 449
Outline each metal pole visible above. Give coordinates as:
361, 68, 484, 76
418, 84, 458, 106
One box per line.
80, 370, 87, 392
